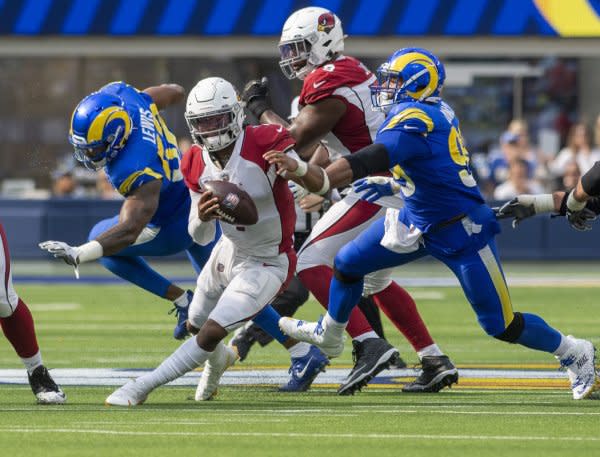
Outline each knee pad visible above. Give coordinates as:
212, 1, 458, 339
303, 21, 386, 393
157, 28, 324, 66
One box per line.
333, 264, 362, 284
493, 312, 524, 343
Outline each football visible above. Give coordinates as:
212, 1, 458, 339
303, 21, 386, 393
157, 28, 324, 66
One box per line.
203, 180, 258, 225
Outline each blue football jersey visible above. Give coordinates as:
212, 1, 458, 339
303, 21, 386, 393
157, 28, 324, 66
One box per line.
101, 82, 189, 226
376, 99, 485, 232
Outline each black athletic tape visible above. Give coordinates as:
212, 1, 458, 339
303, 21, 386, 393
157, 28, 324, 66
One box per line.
333, 265, 362, 284
494, 312, 524, 343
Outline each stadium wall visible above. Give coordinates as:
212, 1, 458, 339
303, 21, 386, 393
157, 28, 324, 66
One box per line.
1, 199, 598, 261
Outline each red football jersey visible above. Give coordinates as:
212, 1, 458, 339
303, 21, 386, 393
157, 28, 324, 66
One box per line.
181, 125, 296, 256
299, 55, 385, 160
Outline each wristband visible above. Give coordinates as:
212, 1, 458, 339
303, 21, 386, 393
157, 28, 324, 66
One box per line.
76, 240, 103, 263
315, 170, 331, 196
567, 191, 587, 212
293, 160, 308, 177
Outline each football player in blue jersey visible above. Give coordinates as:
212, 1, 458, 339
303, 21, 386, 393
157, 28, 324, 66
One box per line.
272, 48, 600, 400
39, 81, 219, 340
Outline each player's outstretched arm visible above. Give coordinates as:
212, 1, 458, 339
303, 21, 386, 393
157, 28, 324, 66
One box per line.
94, 180, 161, 255
143, 84, 185, 110
38, 180, 161, 275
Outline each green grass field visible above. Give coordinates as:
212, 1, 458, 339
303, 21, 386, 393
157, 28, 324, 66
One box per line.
1, 281, 600, 457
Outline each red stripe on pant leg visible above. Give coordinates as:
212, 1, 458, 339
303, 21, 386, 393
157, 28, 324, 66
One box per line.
372, 282, 434, 351
0, 223, 12, 306
300, 200, 381, 253
297, 265, 373, 339
0, 299, 39, 358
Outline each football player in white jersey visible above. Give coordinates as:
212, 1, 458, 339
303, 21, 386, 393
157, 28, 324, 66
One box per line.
242, 6, 457, 395
106, 77, 327, 406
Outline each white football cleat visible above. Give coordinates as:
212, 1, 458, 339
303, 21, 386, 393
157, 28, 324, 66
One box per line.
195, 343, 239, 401
279, 316, 344, 358
105, 379, 149, 407
557, 336, 600, 400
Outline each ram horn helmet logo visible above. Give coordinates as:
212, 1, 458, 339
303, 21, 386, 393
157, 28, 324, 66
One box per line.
317, 12, 335, 34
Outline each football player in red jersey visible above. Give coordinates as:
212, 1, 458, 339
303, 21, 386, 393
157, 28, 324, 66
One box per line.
242, 6, 457, 394
0, 222, 65, 403
106, 77, 328, 406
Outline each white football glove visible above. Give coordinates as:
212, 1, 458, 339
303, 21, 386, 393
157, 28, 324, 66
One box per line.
288, 181, 310, 202
39, 240, 80, 278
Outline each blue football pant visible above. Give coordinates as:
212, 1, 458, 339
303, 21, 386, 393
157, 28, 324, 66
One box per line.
88, 214, 219, 299
330, 217, 561, 353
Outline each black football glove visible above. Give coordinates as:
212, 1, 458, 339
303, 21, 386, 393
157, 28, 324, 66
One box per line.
241, 77, 271, 119
493, 196, 541, 228
566, 207, 597, 231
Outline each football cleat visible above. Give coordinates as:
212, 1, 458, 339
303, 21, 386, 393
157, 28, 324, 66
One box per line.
195, 343, 239, 401
278, 316, 344, 358
557, 336, 600, 400
105, 379, 149, 407
28, 366, 66, 404
170, 290, 193, 340
279, 345, 330, 392
402, 355, 459, 393
337, 338, 399, 396
229, 322, 257, 362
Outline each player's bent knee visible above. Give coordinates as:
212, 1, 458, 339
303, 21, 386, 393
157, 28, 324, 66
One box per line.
333, 264, 362, 284
493, 312, 524, 343
0, 300, 15, 318
196, 319, 228, 351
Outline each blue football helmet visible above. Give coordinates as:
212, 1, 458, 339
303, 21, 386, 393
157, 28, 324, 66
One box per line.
68, 92, 133, 170
370, 47, 446, 111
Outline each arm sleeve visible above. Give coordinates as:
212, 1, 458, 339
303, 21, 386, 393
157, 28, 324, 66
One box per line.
188, 190, 217, 246
344, 143, 391, 180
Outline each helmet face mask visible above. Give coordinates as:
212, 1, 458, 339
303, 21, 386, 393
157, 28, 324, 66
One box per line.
185, 77, 245, 153
278, 39, 312, 80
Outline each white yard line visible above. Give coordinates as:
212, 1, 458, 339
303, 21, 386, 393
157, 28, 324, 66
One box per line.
1, 427, 599, 442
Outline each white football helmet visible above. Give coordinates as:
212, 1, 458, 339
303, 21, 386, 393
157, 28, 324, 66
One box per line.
185, 77, 245, 152
279, 7, 345, 80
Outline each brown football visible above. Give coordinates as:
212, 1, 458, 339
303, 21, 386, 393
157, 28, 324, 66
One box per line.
203, 180, 258, 225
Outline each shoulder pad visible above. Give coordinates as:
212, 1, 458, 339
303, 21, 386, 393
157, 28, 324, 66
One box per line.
381, 107, 434, 134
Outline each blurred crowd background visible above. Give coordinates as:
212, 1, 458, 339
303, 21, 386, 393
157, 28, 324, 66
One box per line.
1, 0, 600, 202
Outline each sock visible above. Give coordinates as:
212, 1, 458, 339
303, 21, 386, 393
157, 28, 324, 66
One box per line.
99, 255, 173, 298
552, 334, 574, 359
328, 274, 364, 324
137, 337, 210, 391
21, 351, 43, 375
372, 282, 435, 352
173, 290, 190, 307
323, 313, 346, 340
353, 331, 379, 343
298, 266, 373, 338
515, 313, 563, 353
417, 343, 444, 360
253, 305, 289, 345
288, 342, 311, 358
0, 299, 39, 358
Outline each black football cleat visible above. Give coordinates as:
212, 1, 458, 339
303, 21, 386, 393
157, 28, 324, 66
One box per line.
402, 355, 459, 393
28, 366, 66, 404
337, 338, 400, 396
